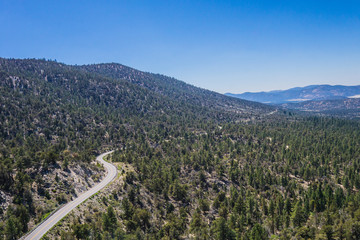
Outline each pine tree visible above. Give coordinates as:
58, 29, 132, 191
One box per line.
103, 206, 117, 233
292, 202, 305, 228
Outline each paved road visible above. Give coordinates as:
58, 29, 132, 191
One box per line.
23, 151, 117, 240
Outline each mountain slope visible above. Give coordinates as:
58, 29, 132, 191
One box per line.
2, 58, 360, 240
78, 63, 275, 116
226, 84, 360, 104
0, 58, 280, 238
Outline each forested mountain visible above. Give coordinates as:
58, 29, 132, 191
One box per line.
226, 85, 360, 104
78, 63, 276, 117
1, 58, 360, 240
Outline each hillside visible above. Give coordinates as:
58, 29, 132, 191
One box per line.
1, 58, 360, 239
0, 58, 277, 238
226, 85, 360, 104
78, 63, 275, 117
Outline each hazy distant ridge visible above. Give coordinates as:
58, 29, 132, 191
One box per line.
226, 85, 360, 104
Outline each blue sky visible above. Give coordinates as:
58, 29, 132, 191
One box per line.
1, 0, 359, 93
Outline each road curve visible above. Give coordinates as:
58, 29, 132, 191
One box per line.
23, 150, 117, 240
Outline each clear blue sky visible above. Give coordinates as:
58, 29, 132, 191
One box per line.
1, 0, 359, 93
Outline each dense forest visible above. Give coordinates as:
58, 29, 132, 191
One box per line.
1, 58, 360, 239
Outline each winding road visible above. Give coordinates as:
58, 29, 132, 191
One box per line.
23, 151, 117, 240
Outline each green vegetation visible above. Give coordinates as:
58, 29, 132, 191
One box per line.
0, 58, 360, 239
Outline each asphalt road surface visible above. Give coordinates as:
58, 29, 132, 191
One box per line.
23, 150, 117, 240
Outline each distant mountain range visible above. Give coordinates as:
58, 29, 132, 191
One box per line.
226, 85, 360, 104
226, 85, 360, 119
282, 98, 360, 119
